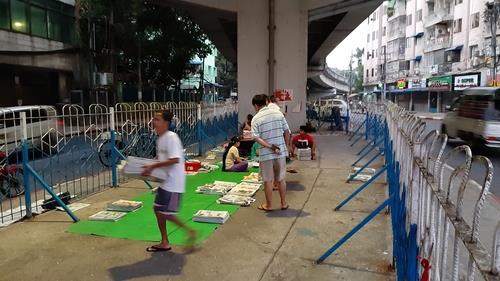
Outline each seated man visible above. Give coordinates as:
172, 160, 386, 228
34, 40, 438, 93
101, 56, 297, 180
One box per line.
290, 126, 316, 160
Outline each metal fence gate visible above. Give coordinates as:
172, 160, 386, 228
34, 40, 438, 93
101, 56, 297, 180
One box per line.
0, 101, 238, 226
317, 102, 500, 281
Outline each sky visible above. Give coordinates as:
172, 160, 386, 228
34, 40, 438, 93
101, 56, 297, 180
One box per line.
326, 20, 368, 70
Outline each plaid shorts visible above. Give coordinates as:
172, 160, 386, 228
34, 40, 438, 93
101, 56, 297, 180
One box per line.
153, 188, 182, 215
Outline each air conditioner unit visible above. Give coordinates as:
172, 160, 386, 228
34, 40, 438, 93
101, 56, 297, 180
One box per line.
474, 50, 484, 57
430, 64, 439, 75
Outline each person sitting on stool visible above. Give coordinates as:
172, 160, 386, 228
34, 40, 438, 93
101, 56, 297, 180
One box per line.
222, 136, 249, 172
289, 126, 316, 160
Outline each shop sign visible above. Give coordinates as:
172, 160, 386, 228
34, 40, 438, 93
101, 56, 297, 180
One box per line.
396, 79, 407, 89
408, 78, 426, 89
427, 76, 452, 91
453, 73, 480, 91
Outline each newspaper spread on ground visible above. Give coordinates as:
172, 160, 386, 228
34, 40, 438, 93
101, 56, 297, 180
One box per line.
107, 200, 143, 212
193, 210, 230, 224
241, 172, 262, 184
217, 194, 256, 206
227, 182, 261, 197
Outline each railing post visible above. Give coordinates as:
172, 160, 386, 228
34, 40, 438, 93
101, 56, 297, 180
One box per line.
20, 112, 32, 219
197, 103, 203, 156
110, 107, 117, 187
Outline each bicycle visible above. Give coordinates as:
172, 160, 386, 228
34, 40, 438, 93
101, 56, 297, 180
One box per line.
0, 151, 24, 200
98, 129, 157, 167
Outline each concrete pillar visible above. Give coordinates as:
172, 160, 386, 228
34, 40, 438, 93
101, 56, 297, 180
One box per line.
274, 0, 308, 131
237, 0, 307, 131
237, 0, 269, 124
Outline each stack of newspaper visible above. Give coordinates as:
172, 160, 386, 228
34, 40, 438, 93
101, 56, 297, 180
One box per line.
107, 200, 143, 212
196, 184, 233, 195
89, 210, 127, 222
242, 172, 262, 184
195, 181, 238, 195
348, 167, 376, 182
193, 210, 230, 224
217, 194, 256, 206
227, 182, 261, 197
119, 156, 167, 182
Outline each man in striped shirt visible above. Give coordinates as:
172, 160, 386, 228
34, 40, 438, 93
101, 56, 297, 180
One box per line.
251, 94, 290, 211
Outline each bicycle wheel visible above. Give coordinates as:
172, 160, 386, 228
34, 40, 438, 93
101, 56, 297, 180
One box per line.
2, 168, 24, 198
98, 140, 125, 167
131, 134, 156, 158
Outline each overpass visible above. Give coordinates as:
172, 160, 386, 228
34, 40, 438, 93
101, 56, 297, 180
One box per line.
307, 67, 350, 100
151, 0, 382, 130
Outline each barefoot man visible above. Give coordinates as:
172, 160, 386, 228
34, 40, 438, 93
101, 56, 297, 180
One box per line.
251, 94, 290, 211
142, 111, 196, 252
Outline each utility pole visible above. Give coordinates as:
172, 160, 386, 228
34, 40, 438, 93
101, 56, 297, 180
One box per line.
486, 0, 500, 86
200, 58, 205, 103
382, 45, 387, 101
348, 52, 354, 100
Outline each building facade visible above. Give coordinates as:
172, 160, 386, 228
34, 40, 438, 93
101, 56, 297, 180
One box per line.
363, 0, 499, 112
0, 0, 81, 107
181, 46, 220, 103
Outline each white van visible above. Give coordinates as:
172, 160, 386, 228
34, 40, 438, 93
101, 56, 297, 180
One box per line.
441, 87, 500, 148
316, 99, 348, 117
0, 106, 60, 154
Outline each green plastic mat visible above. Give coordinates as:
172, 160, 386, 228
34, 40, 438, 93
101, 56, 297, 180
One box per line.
68, 168, 257, 245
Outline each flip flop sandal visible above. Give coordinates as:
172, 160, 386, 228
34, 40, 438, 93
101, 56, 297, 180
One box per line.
281, 205, 289, 210
146, 246, 172, 252
258, 204, 273, 212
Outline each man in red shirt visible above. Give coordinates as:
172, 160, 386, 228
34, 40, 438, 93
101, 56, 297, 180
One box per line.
289, 126, 316, 160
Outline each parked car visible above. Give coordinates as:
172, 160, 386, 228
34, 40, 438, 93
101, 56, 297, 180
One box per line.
442, 87, 500, 148
0, 106, 61, 155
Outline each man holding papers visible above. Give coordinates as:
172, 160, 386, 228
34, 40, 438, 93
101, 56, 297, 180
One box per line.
141, 111, 196, 252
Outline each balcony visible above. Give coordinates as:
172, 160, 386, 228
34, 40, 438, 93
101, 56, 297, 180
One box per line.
387, 16, 406, 41
424, 7, 453, 27
427, 63, 452, 76
425, 35, 451, 52
363, 76, 380, 86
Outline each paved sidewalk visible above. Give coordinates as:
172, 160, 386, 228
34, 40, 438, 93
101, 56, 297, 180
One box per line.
0, 134, 394, 281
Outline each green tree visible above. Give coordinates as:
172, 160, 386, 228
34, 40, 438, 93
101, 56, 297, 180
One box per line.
353, 48, 365, 92
215, 53, 237, 98
78, 0, 212, 99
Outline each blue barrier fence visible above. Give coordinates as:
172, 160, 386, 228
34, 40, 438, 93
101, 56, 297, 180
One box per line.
317, 102, 500, 281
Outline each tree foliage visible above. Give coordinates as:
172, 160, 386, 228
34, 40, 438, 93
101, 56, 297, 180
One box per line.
353, 47, 365, 92
78, 0, 212, 88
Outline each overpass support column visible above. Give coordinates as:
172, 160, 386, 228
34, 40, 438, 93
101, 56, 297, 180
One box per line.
237, 0, 307, 131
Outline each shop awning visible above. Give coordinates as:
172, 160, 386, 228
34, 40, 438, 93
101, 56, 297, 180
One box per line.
446, 45, 463, 52
414, 55, 422, 61
389, 88, 429, 94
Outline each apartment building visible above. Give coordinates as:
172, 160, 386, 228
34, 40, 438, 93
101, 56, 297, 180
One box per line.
363, 0, 497, 112
0, 0, 82, 106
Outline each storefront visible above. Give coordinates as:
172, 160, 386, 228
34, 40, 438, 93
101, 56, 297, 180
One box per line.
452, 72, 481, 91
427, 76, 452, 113
408, 78, 427, 112
395, 79, 409, 108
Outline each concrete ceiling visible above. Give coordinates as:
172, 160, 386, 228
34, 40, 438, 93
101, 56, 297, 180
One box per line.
150, 0, 382, 67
